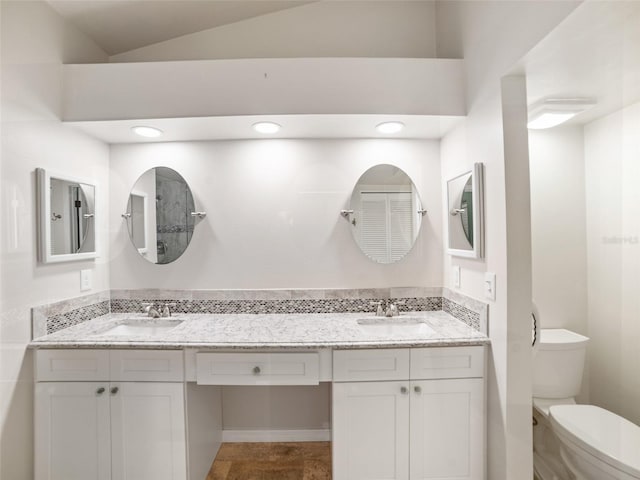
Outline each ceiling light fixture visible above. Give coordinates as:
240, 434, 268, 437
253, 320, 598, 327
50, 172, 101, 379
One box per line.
131, 126, 163, 138
376, 121, 405, 134
527, 98, 596, 130
252, 122, 281, 134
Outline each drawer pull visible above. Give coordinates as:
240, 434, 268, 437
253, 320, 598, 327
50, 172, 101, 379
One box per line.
110, 386, 119, 395
414, 386, 422, 394
400, 386, 408, 395
96, 387, 105, 395
253, 366, 261, 375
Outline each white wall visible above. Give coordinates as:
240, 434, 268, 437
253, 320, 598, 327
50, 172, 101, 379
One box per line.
584, 101, 640, 426
437, 2, 580, 479
0, 2, 109, 477
110, 139, 443, 289
435, 0, 580, 110
529, 127, 588, 335
111, 1, 438, 62
441, 83, 534, 480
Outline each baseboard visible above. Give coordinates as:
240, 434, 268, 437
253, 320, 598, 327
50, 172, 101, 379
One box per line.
222, 429, 331, 443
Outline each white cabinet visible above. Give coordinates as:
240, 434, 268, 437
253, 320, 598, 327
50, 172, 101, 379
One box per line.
332, 346, 485, 480
409, 378, 484, 480
35, 382, 111, 480
333, 381, 410, 480
34, 350, 186, 480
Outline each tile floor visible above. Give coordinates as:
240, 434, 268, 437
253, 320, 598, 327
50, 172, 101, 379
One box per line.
206, 442, 331, 480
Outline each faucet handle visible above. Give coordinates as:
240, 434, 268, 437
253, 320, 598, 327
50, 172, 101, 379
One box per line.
141, 302, 154, 312
141, 303, 161, 318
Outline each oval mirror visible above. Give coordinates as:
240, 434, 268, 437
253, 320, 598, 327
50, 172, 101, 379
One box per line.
124, 167, 197, 264
347, 164, 424, 264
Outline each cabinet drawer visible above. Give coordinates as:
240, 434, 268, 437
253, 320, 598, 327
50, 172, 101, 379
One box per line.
110, 350, 184, 382
333, 349, 410, 382
410, 346, 484, 380
196, 352, 319, 385
36, 349, 110, 381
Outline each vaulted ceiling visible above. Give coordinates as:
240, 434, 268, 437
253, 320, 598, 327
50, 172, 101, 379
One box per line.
46, 0, 314, 55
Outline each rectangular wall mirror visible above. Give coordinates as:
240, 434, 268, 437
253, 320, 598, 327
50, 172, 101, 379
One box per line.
446, 163, 485, 259
36, 168, 98, 263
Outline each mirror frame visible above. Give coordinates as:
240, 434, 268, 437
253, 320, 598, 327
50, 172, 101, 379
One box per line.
36, 168, 98, 264
446, 162, 485, 259
346, 164, 425, 264
123, 166, 203, 265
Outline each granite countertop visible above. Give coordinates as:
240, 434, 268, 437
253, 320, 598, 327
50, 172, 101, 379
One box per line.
29, 311, 490, 350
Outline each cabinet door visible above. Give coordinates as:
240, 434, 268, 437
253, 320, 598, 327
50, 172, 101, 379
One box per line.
333, 381, 410, 480
110, 382, 187, 480
35, 382, 111, 480
409, 378, 484, 480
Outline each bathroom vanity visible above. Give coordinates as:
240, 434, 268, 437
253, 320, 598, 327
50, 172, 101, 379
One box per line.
31, 311, 488, 480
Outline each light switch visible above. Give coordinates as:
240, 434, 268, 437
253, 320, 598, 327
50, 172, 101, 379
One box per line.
452, 265, 461, 288
80, 269, 92, 291
484, 272, 496, 301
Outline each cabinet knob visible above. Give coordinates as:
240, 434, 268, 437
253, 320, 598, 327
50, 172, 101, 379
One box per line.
253, 366, 261, 375
414, 386, 422, 394
96, 387, 105, 395
110, 386, 119, 395
400, 386, 408, 395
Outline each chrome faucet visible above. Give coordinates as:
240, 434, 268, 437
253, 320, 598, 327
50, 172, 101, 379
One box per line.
161, 303, 177, 317
370, 300, 386, 316
385, 302, 398, 317
141, 302, 161, 318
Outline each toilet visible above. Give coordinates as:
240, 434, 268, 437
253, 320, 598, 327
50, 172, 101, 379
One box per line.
532, 328, 640, 480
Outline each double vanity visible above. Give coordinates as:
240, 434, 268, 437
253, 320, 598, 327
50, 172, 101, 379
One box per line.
31, 309, 489, 480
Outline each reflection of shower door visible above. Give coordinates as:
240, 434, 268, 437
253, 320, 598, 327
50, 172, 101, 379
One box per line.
155, 176, 195, 264
69, 186, 85, 253
52, 185, 84, 254
360, 192, 413, 263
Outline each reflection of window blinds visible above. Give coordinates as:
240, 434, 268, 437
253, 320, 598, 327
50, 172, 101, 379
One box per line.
389, 194, 413, 261
361, 194, 388, 261
361, 192, 413, 263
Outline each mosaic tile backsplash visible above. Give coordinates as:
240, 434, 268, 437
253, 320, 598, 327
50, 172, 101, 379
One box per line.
110, 297, 442, 316
32, 287, 487, 338
45, 301, 110, 335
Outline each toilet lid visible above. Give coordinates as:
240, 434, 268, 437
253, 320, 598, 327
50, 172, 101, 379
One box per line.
549, 405, 640, 477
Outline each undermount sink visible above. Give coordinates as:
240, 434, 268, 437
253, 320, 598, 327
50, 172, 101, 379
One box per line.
357, 317, 435, 335
99, 319, 184, 336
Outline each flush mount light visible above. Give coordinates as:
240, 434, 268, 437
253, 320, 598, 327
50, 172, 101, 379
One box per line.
131, 126, 163, 138
527, 98, 596, 129
252, 122, 281, 134
376, 121, 405, 134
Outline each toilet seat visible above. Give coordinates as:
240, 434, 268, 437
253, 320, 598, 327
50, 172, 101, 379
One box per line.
549, 405, 640, 478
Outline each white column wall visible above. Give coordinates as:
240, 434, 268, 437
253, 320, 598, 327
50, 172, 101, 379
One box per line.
0, 2, 109, 477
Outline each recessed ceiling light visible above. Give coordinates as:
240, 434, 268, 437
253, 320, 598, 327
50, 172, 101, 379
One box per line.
527, 98, 595, 129
376, 121, 405, 134
131, 126, 163, 138
252, 122, 281, 134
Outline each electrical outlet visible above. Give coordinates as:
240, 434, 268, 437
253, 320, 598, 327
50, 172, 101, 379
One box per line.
80, 269, 92, 292
484, 272, 496, 300
452, 265, 461, 288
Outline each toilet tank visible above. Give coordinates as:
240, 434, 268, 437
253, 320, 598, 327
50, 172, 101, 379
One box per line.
532, 329, 589, 399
